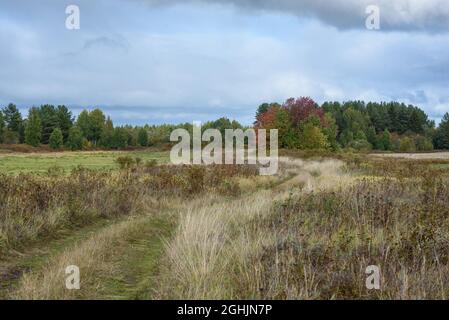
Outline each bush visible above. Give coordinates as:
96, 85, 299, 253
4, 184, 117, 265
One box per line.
2, 129, 19, 144
115, 156, 135, 169
415, 135, 434, 151
145, 159, 158, 168
399, 137, 416, 152
347, 139, 372, 152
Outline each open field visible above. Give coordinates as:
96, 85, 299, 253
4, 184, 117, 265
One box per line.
1, 151, 449, 299
372, 152, 449, 160
0, 150, 170, 174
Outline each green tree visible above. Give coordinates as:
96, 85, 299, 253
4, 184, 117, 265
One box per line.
322, 113, 339, 150
76, 110, 91, 141
75, 109, 105, 146
366, 126, 378, 148
2, 103, 23, 133
56, 105, 73, 142
100, 117, 114, 148
409, 109, 424, 134
89, 109, 106, 146
0, 111, 4, 143
111, 127, 128, 149
38, 105, 59, 144
137, 128, 149, 147
299, 122, 330, 150
24, 108, 42, 147
381, 129, 392, 151
49, 128, 63, 150
434, 113, 449, 149
66, 126, 84, 150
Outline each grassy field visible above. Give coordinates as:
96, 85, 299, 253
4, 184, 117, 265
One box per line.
2, 151, 449, 299
0, 150, 169, 174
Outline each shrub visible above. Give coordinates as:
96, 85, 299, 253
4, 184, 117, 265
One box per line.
145, 159, 158, 168
399, 137, 416, 152
415, 135, 434, 151
347, 139, 372, 152
115, 156, 135, 169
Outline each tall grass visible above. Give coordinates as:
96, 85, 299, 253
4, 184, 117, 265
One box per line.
156, 157, 449, 299
0, 164, 257, 256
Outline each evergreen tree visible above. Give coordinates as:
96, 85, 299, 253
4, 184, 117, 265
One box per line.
366, 126, 378, 148
100, 117, 114, 148
24, 108, 42, 147
38, 105, 59, 144
49, 128, 63, 150
56, 105, 73, 142
111, 127, 128, 149
137, 128, 149, 147
434, 113, 449, 149
0, 111, 4, 143
409, 109, 423, 134
2, 103, 23, 136
381, 129, 392, 151
66, 126, 84, 150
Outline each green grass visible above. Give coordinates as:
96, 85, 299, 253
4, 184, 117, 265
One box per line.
101, 214, 176, 300
432, 163, 449, 170
0, 150, 170, 174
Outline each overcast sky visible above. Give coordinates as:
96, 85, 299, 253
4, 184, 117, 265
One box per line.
0, 0, 448, 125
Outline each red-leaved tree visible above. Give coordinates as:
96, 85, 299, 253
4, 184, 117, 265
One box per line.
283, 97, 325, 128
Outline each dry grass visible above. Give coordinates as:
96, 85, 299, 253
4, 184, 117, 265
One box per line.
12, 215, 151, 299
371, 152, 449, 160
155, 157, 449, 300
155, 158, 350, 299
4, 152, 449, 300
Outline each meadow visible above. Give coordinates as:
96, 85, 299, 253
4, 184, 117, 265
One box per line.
1, 149, 449, 299
0, 149, 169, 174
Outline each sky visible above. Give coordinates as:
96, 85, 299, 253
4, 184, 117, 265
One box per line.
0, 0, 448, 125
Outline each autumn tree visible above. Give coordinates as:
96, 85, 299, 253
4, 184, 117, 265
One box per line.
283, 97, 324, 129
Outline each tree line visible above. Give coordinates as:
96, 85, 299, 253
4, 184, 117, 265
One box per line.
0, 103, 244, 150
2, 99, 449, 151
255, 97, 449, 151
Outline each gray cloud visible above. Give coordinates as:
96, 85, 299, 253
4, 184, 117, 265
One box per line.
1, 0, 449, 125
136, 0, 449, 31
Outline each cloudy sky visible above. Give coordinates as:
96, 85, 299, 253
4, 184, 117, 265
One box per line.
0, 0, 448, 125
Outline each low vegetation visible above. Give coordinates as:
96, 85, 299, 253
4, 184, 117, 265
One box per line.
1, 148, 449, 300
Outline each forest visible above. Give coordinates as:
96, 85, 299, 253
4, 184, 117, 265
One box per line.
1, 98, 449, 152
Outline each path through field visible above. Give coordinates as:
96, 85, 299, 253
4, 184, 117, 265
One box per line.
0, 158, 351, 299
